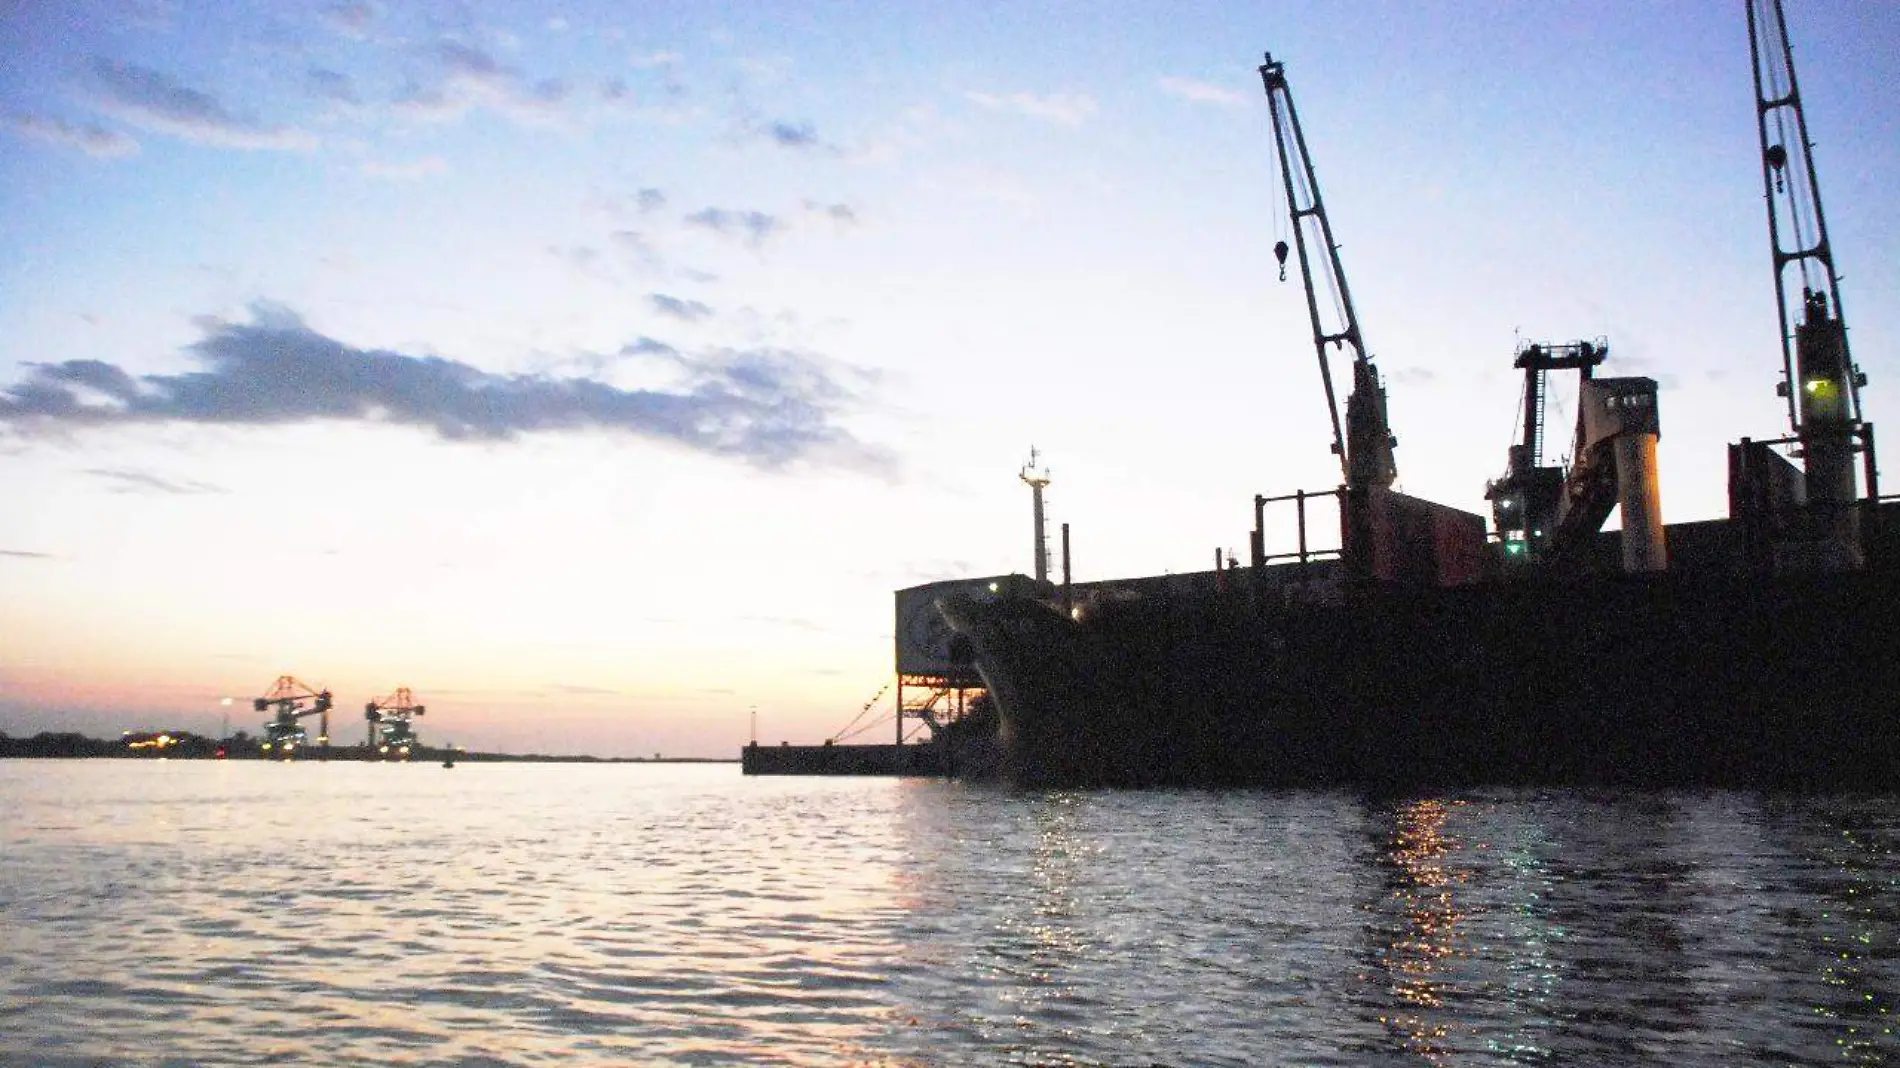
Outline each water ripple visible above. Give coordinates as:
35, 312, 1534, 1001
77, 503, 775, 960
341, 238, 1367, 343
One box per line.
2, 765, 1898, 1065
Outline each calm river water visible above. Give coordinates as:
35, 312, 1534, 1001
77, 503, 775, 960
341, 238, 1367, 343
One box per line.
1, 761, 1896, 1066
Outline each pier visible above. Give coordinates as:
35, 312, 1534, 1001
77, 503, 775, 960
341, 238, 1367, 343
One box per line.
741, 742, 947, 776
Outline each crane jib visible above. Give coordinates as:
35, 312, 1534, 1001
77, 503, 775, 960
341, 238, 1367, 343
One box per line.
1257, 50, 1398, 492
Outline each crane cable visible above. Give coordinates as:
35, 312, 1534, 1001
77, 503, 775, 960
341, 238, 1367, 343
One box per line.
828, 680, 891, 742
1762, 10, 1821, 296
1282, 118, 1354, 358
835, 712, 894, 744
1265, 105, 1289, 282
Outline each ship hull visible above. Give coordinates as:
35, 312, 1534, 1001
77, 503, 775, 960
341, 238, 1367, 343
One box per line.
940, 567, 1900, 790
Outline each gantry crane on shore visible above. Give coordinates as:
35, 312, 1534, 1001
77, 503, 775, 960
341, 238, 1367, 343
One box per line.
254, 676, 332, 758
365, 687, 426, 759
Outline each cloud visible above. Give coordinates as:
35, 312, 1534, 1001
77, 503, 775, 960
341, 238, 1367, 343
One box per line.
1, 549, 55, 560
964, 90, 1097, 126
610, 229, 662, 270
0, 302, 890, 471
306, 68, 360, 105
684, 207, 783, 247
648, 293, 713, 323
742, 117, 838, 154
636, 188, 666, 213
551, 683, 619, 696
360, 156, 447, 180
105, 0, 177, 30
552, 244, 601, 273
319, 2, 376, 38
802, 200, 857, 227
394, 40, 570, 126
629, 51, 682, 69
83, 58, 316, 150
767, 120, 819, 148
85, 468, 226, 495
1158, 76, 1245, 107
620, 337, 679, 358
2, 113, 139, 158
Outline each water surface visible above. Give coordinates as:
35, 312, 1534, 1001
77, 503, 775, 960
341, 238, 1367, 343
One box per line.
1, 761, 1895, 1065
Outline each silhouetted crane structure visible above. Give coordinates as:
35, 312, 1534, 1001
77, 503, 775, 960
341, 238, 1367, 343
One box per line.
1488, 341, 1608, 562
1257, 51, 1398, 494
365, 687, 426, 759
1733, 0, 1876, 570
254, 676, 332, 758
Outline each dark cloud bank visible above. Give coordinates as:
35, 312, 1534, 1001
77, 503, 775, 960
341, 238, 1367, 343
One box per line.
84, 57, 313, 149
0, 303, 888, 472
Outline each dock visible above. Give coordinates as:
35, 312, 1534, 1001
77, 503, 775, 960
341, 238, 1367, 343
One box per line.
741, 742, 947, 776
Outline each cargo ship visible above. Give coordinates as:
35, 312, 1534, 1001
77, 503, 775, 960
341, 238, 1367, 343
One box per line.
923, 10, 1898, 790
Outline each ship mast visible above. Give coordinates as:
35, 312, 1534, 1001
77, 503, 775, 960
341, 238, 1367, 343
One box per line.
1019, 447, 1052, 584
1257, 52, 1397, 492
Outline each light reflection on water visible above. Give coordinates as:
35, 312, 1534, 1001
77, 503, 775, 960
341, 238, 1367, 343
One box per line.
1, 762, 1897, 1066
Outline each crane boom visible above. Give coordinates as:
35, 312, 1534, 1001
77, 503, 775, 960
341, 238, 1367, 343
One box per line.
1746, 0, 1871, 569
1747, 0, 1863, 432
1257, 52, 1397, 491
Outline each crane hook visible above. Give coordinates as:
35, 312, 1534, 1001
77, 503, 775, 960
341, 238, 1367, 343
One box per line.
1766, 144, 1788, 193
1273, 240, 1289, 282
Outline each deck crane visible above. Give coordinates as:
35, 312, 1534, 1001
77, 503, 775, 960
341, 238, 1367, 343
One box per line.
365, 687, 426, 759
1257, 52, 1398, 493
1488, 340, 1607, 561
1737, 0, 1876, 568
1485, 338, 1666, 574
254, 675, 332, 757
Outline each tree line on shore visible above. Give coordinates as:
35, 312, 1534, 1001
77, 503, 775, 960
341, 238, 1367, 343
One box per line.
0, 730, 726, 763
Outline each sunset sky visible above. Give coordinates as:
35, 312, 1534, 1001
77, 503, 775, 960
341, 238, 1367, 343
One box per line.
4, 1, 1897, 756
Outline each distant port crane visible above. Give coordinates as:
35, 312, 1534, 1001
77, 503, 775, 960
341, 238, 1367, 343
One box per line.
365, 688, 426, 759
254, 676, 333, 757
